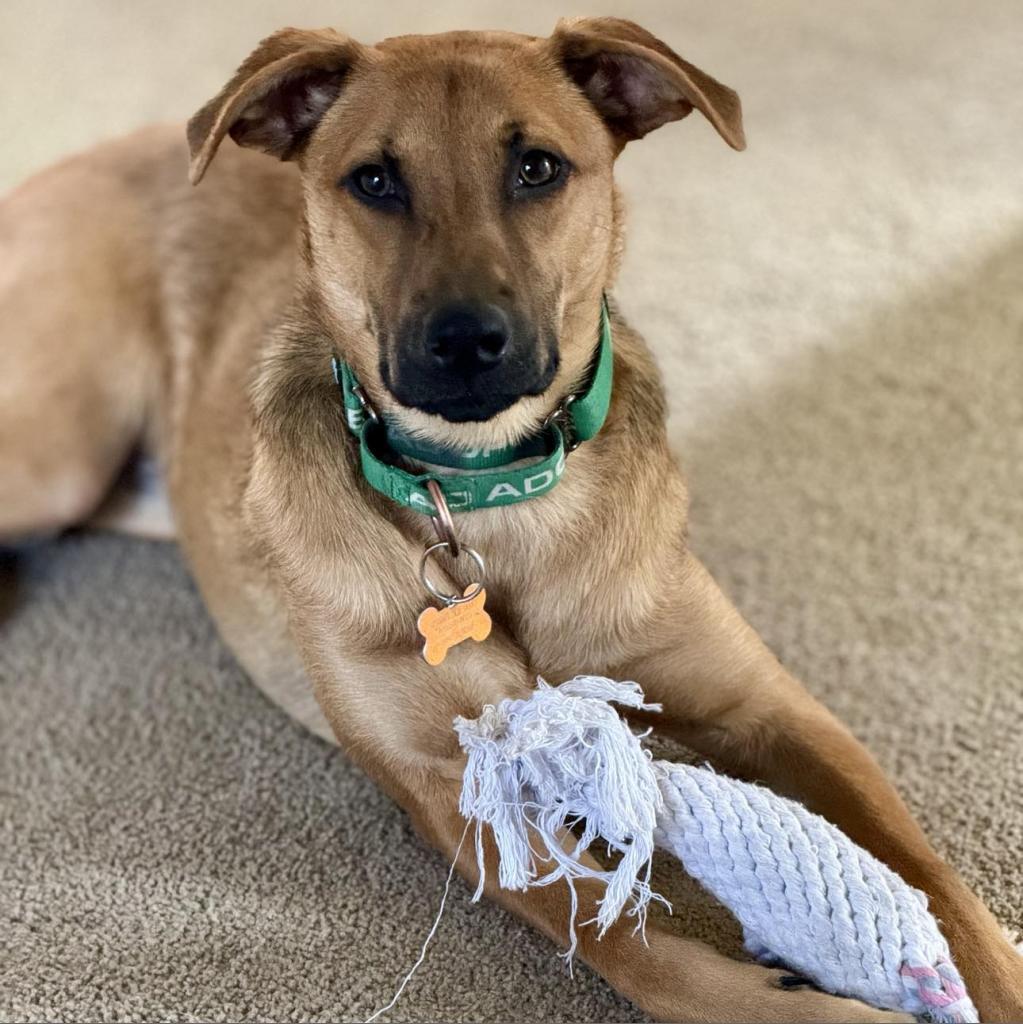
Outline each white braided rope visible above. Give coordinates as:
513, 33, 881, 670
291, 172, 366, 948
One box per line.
456, 677, 978, 1023
654, 761, 976, 1022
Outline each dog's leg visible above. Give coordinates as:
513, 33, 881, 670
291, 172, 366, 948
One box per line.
291, 621, 906, 1022
620, 552, 1023, 1022
0, 162, 159, 541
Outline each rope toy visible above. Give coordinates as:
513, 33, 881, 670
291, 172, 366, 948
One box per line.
455, 676, 977, 1023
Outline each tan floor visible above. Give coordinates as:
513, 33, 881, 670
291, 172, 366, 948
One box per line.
1, 1, 1021, 1021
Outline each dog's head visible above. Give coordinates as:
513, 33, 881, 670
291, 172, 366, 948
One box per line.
188, 19, 743, 446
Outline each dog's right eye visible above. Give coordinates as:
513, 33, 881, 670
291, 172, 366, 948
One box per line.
355, 165, 393, 198
342, 161, 407, 211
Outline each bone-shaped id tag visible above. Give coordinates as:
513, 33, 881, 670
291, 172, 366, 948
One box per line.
417, 585, 492, 666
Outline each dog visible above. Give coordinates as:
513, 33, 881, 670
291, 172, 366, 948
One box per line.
2, 17, 1020, 1022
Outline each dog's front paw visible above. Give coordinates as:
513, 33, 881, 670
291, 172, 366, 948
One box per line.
763, 972, 913, 1023
626, 927, 915, 1022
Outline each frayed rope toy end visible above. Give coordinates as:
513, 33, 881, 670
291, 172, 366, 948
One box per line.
454, 676, 978, 1024
455, 676, 667, 959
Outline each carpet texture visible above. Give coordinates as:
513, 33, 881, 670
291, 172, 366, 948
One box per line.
1, 1, 1021, 1021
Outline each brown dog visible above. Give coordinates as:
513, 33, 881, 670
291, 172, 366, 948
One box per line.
1, 18, 1020, 1022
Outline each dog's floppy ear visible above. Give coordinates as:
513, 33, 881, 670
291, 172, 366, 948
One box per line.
550, 17, 745, 150
187, 27, 366, 185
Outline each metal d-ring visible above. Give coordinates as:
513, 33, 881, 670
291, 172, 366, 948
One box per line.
351, 382, 379, 425
543, 392, 579, 451
426, 479, 460, 557
419, 542, 486, 606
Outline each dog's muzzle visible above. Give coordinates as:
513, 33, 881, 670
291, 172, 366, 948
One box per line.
383, 302, 557, 422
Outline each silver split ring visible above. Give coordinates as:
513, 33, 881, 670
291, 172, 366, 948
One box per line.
419, 542, 486, 606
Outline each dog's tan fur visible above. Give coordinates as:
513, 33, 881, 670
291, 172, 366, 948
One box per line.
1, 18, 1020, 1022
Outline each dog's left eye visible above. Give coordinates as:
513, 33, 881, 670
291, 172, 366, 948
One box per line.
517, 150, 561, 189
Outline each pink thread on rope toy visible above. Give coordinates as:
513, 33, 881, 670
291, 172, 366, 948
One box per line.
900, 959, 972, 1022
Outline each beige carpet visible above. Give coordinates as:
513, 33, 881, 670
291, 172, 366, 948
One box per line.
1, 1, 1021, 1021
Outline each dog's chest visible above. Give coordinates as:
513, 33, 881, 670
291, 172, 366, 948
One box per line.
481, 564, 647, 678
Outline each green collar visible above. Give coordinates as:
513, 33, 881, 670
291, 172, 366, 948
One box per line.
331, 299, 614, 516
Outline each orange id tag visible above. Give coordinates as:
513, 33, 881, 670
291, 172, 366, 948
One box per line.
417, 586, 492, 666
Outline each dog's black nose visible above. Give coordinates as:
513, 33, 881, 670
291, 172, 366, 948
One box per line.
425, 303, 510, 375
